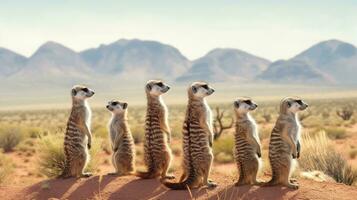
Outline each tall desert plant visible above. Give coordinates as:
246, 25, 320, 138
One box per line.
38, 133, 102, 178
0, 150, 13, 185
299, 131, 357, 185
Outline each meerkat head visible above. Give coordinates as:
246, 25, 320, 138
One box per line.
145, 80, 170, 97
71, 85, 95, 101
189, 82, 215, 99
280, 97, 308, 114
106, 100, 128, 115
234, 97, 258, 114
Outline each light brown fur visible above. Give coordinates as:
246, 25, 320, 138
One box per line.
233, 98, 263, 186
265, 97, 308, 189
60, 85, 95, 178
107, 100, 136, 176
136, 80, 174, 179
163, 82, 216, 190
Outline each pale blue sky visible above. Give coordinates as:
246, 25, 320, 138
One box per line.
0, 0, 356, 60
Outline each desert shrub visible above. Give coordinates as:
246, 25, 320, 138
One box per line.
323, 127, 347, 139
213, 134, 234, 163
38, 133, 102, 178
0, 151, 13, 185
0, 125, 25, 152
299, 131, 357, 185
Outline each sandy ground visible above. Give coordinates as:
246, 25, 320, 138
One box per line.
1, 173, 357, 200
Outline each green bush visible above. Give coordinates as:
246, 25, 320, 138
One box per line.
0, 125, 25, 152
38, 133, 102, 178
213, 134, 234, 163
300, 131, 357, 185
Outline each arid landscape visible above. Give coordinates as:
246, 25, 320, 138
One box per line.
0, 93, 357, 199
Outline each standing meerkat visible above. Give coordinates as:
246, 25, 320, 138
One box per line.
136, 80, 174, 179
60, 85, 95, 178
233, 97, 263, 186
265, 97, 308, 189
163, 82, 216, 190
106, 100, 136, 176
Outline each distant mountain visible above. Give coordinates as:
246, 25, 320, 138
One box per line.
176, 48, 270, 82
12, 42, 92, 82
258, 59, 334, 84
80, 39, 190, 79
294, 39, 357, 84
0, 47, 26, 77
1, 38, 357, 86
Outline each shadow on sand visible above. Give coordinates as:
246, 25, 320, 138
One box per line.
109, 178, 218, 200
23, 175, 117, 200
212, 184, 298, 200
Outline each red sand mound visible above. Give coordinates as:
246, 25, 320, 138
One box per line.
1, 174, 356, 200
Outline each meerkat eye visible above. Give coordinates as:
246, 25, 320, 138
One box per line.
82, 88, 89, 92
111, 102, 119, 106
243, 100, 252, 105
295, 100, 303, 105
202, 84, 209, 90
156, 82, 163, 87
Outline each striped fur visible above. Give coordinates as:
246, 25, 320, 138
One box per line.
60, 85, 95, 178
136, 80, 174, 179
163, 82, 217, 190
107, 100, 136, 176
265, 97, 308, 189
233, 98, 263, 186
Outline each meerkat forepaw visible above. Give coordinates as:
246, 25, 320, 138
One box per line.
87, 143, 91, 149
81, 172, 92, 178
287, 183, 299, 190
207, 181, 218, 188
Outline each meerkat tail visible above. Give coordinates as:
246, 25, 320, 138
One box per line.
135, 170, 158, 179
162, 171, 196, 190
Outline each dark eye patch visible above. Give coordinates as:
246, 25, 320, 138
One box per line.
156, 82, 164, 87
243, 100, 252, 105
111, 101, 119, 106
295, 100, 303, 105
82, 88, 89, 92
201, 84, 209, 90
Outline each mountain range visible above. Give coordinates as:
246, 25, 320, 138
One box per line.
1, 39, 357, 86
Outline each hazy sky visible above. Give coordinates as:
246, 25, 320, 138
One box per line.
0, 0, 356, 61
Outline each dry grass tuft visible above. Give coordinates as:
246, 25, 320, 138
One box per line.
299, 131, 357, 185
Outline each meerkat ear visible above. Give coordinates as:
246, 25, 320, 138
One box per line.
146, 84, 152, 91
191, 86, 197, 93
71, 89, 77, 96
122, 103, 128, 109
234, 101, 239, 108
287, 101, 292, 108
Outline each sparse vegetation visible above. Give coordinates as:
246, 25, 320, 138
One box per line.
337, 106, 354, 121
0, 150, 13, 185
0, 125, 25, 152
299, 131, 357, 185
213, 107, 234, 140
213, 134, 234, 163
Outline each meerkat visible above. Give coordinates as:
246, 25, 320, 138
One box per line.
265, 97, 308, 189
233, 97, 263, 186
106, 100, 136, 176
60, 85, 95, 178
136, 80, 174, 179
163, 82, 216, 190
